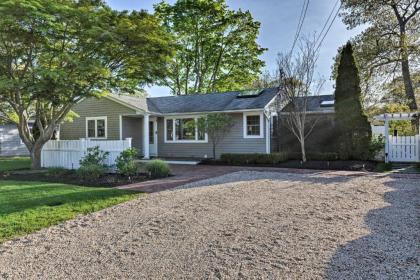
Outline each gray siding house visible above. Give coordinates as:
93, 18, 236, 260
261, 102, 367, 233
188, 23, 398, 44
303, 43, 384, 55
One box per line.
0, 124, 29, 157
60, 88, 334, 159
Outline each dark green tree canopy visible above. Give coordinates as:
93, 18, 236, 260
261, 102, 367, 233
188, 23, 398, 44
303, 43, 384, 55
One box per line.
334, 42, 372, 160
0, 0, 173, 168
154, 0, 266, 95
339, 0, 419, 111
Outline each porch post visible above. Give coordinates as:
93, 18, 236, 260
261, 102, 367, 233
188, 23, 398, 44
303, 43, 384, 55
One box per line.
143, 114, 150, 159
384, 115, 389, 163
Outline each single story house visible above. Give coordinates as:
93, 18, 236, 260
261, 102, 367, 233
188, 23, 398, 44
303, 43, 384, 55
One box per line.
60, 88, 335, 159
0, 123, 30, 157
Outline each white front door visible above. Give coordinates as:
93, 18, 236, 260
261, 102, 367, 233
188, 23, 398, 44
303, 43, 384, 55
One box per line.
149, 118, 158, 156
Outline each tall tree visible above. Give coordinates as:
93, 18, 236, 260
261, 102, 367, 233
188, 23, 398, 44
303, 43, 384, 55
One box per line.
0, 0, 173, 169
340, 0, 419, 111
335, 42, 372, 160
155, 0, 266, 95
276, 38, 324, 162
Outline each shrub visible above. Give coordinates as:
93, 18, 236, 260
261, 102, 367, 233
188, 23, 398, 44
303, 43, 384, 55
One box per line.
145, 159, 171, 179
287, 152, 339, 161
76, 164, 106, 180
79, 146, 109, 167
220, 153, 288, 165
78, 146, 109, 180
46, 167, 68, 177
116, 148, 139, 178
368, 135, 385, 160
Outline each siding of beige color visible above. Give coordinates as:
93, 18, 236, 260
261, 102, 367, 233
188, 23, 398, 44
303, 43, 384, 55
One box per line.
60, 97, 137, 140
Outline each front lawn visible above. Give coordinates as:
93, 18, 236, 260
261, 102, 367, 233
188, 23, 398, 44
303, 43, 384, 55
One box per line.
0, 157, 31, 172
0, 181, 139, 243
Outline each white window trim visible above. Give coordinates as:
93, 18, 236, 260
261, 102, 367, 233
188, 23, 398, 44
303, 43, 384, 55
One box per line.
243, 112, 264, 139
164, 115, 208, 143
86, 116, 108, 139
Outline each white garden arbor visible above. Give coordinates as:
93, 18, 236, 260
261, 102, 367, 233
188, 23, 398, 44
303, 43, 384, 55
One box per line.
373, 112, 419, 163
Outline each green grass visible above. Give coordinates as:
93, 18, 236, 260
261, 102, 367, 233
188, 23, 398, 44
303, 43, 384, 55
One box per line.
0, 157, 31, 172
0, 181, 139, 243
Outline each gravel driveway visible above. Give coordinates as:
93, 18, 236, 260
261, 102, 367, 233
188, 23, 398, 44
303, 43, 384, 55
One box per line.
0, 170, 418, 279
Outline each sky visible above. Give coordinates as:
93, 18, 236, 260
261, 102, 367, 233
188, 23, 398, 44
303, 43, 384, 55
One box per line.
106, 0, 365, 97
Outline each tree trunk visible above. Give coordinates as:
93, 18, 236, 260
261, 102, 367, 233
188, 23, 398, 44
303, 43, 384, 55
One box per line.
30, 144, 42, 169
399, 31, 418, 131
300, 138, 306, 162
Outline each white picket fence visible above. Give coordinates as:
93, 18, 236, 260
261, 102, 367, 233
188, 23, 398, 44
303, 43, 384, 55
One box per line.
41, 138, 132, 169
387, 135, 420, 162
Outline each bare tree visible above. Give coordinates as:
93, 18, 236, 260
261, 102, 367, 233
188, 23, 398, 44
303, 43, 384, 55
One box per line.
276, 37, 324, 162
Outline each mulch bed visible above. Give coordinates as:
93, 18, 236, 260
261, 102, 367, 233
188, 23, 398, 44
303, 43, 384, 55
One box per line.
202, 159, 378, 172
0, 170, 149, 188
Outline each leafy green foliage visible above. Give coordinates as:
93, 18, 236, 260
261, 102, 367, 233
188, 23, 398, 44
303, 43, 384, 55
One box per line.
76, 164, 107, 181
369, 103, 417, 136
46, 167, 68, 177
220, 153, 288, 165
78, 146, 109, 180
335, 42, 372, 160
155, 0, 266, 94
116, 148, 139, 178
79, 146, 109, 167
287, 152, 340, 161
368, 135, 385, 160
197, 113, 234, 158
145, 159, 171, 179
0, 0, 173, 168
339, 0, 419, 111
0, 181, 138, 243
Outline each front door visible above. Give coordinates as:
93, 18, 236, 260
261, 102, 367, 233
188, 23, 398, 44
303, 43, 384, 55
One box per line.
149, 118, 158, 156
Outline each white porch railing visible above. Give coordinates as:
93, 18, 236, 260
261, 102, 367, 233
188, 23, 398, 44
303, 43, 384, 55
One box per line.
41, 138, 132, 169
387, 135, 419, 163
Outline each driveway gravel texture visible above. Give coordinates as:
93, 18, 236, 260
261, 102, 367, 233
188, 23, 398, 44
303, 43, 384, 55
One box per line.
0, 170, 418, 279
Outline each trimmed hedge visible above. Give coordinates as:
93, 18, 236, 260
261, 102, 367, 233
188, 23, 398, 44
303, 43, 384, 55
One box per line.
287, 152, 339, 161
220, 153, 288, 165
219, 151, 341, 166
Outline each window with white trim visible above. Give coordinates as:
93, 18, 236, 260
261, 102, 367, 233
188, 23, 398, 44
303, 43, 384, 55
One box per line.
165, 116, 207, 143
86, 117, 107, 139
243, 112, 264, 138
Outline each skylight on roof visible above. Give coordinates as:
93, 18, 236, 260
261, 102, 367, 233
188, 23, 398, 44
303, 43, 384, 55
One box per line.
320, 100, 334, 107
237, 89, 263, 98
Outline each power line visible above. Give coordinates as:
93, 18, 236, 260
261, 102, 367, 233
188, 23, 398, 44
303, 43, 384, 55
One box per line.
290, 0, 309, 54
315, 1, 342, 52
315, 0, 340, 47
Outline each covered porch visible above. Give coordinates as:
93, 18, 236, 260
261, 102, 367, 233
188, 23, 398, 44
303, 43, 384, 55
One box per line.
120, 113, 158, 159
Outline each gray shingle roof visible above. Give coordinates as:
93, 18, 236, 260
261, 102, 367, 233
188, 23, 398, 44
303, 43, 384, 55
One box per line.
111, 88, 279, 114
147, 88, 279, 114
283, 94, 335, 113
109, 89, 334, 115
